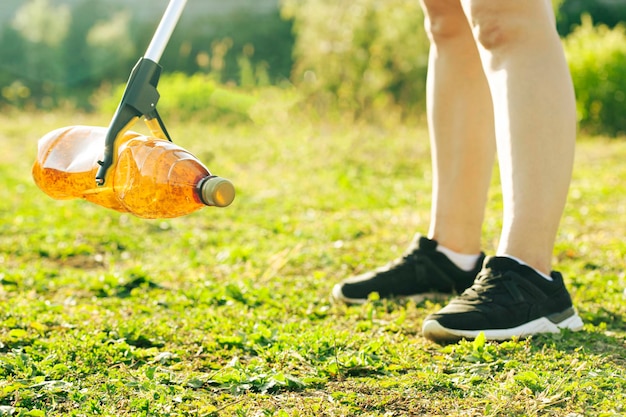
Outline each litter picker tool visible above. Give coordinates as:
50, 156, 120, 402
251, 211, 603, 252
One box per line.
95, 0, 188, 186
33, 0, 235, 218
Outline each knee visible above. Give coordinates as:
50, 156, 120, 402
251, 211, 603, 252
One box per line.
421, 0, 469, 44
466, 1, 528, 51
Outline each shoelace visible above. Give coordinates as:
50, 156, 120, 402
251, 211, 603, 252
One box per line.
378, 249, 422, 274
458, 269, 513, 302
376, 249, 456, 291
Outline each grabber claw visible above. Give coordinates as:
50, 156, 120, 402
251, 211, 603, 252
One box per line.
95, 58, 171, 186
95, 0, 188, 186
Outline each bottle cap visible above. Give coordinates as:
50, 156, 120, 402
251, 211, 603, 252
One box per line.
200, 176, 235, 207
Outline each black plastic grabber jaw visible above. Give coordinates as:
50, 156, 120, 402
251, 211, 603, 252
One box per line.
95, 57, 172, 186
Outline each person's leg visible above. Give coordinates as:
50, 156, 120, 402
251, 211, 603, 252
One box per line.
422, 0, 582, 342
460, 0, 577, 274
421, 0, 496, 255
331, 0, 492, 305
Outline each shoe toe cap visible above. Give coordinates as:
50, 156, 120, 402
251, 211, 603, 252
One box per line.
331, 283, 367, 305
422, 319, 464, 343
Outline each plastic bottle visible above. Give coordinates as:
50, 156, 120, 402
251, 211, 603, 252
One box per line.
32, 125, 235, 219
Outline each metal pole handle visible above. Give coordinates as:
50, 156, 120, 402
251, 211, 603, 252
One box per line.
144, 0, 188, 63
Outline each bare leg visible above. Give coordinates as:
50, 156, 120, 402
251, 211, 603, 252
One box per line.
460, 0, 577, 274
332, 0, 578, 311
420, 0, 496, 255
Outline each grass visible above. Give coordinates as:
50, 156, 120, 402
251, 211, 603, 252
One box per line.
0, 108, 625, 416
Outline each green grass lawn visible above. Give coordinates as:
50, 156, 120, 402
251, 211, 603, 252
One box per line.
0, 110, 624, 416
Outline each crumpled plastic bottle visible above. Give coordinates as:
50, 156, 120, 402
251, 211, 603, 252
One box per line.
32, 125, 234, 218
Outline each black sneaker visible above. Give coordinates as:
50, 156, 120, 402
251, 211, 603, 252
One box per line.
422, 256, 584, 343
331, 235, 485, 304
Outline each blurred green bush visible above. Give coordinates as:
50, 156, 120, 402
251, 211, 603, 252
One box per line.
564, 16, 626, 136
557, 0, 626, 36
96, 72, 258, 124
280, 0, 429, 120
0, 0, 292, 110
3, 0, 626, 137
280, 0, 626, 135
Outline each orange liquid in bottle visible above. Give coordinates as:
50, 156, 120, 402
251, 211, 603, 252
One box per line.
113, 138, 210, 218
32, 126, 234, 218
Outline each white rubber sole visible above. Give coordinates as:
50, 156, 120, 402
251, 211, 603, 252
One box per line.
422, 313, 584, 343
